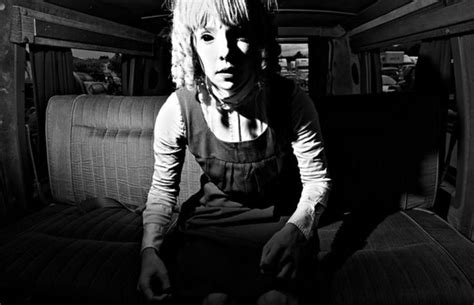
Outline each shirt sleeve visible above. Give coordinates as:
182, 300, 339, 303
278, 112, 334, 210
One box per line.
287, 85, 331, 239
142, 93, 186, 253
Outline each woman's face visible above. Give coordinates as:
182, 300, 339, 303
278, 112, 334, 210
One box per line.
194, 17, 255, 95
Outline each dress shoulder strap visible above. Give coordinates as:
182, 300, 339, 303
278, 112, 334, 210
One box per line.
175, 87, 208, 142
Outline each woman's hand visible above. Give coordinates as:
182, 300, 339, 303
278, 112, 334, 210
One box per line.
260, 223, 307, 280
137, 247, 172, 303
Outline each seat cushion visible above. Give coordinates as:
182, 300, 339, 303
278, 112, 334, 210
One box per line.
2, 206, 473, 304
0, 203, 143, 305
318, 208, 474, 305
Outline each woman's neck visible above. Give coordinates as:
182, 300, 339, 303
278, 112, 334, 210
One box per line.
208, 74, 258, 111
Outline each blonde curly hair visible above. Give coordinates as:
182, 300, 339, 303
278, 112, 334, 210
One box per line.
168, 0, 280, 90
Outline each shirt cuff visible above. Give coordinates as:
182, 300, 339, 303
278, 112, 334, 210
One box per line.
141, 223, 166, 253
287, 201, 314, 239
287, 201, 326, 239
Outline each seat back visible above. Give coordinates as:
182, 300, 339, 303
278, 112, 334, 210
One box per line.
318, 93, 441, 213
46, 94, 202, 207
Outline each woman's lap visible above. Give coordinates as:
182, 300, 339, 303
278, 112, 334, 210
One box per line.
162, 207, 291, 298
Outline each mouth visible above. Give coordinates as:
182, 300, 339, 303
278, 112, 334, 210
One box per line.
215, 68, 239, 82
216, 67, 237, 75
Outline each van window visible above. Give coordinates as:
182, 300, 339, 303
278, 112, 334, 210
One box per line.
72, 49, 122, 95
380, 44, 419, 93
279, 43, 309, 92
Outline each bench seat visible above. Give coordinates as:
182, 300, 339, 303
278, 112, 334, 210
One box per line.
0, 204, 142, 305
0, 93, 473, 304
318, 208, 474, 304
1, 204, 473, 304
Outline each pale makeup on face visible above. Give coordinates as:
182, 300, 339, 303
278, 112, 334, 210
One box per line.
194, 17, 255, 97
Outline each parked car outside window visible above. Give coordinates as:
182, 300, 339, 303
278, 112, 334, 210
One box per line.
73, 71, 107, 95
382, 74, 401, 92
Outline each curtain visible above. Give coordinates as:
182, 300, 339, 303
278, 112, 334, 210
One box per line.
30, 45, 76, 191
121, 38, 173, 96
415, 39, 453, 204
327, 36, 359, 96
0, 160, 7, 224
358, 50, 382, 94
450, 34, 474, 240
415, 40, 453, 94
308, 37, 329, 102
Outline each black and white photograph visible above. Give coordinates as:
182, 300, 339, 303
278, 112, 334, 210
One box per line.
0, 0, 473, 304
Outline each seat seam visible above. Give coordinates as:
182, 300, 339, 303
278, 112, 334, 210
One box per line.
400, 210, 473, 287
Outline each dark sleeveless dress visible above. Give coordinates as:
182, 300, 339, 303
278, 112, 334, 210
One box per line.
164, 76, 305, 299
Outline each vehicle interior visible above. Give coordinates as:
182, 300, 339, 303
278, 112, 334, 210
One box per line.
0, 0, 473, 304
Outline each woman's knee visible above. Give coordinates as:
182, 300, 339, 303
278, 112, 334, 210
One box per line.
256, 290, 298, 305
202, 292, 235, 305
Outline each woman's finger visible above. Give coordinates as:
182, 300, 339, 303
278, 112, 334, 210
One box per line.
151, 292, 172, 302
291, 267, 298, 281
141, 285, 156, 301
260, 242, 282, 273
277, 261, 294, 279
260, 241, 272, 271
277, 248, 294, 268
157, 268, 171, 291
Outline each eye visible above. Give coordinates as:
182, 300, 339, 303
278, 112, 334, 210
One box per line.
232, 26, 250, 43
200, 33, 214, 42
236, 36, 249, 44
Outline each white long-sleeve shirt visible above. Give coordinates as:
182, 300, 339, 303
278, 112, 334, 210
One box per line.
142, 84, 330, 252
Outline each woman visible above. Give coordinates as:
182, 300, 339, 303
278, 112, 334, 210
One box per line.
138, 0, 330, 304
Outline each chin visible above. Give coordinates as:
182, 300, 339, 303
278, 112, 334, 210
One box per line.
213, 81, 237, 92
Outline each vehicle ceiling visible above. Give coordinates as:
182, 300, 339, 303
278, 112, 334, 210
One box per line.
44, 0, 415, 35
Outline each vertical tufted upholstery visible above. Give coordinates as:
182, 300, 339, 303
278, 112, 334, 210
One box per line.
46, 94, 202, 208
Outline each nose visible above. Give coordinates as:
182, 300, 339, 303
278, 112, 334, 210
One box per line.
216, 31, 230, 60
